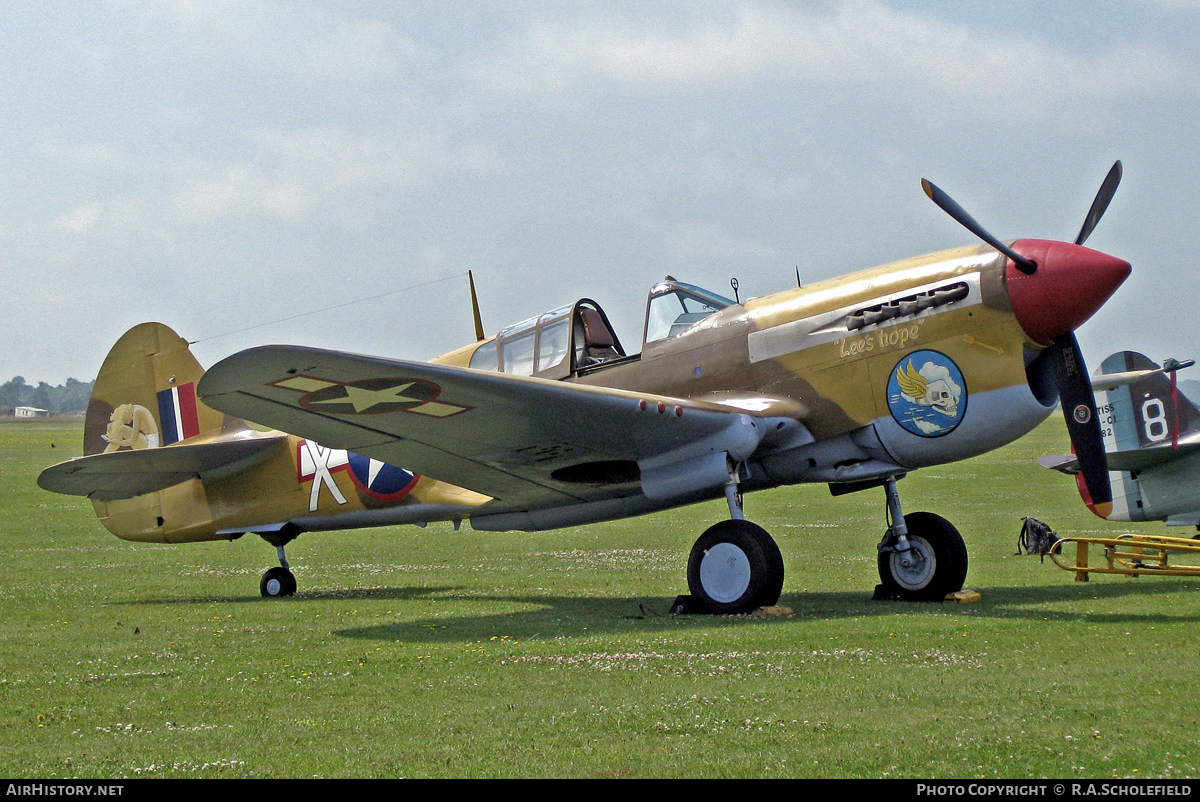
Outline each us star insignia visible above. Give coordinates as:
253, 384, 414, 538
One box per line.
271, 375, 471, 417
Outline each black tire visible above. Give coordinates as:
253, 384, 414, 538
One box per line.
260, 566, 297, 598
687, 520, 784, 614
876, 511, 967, 601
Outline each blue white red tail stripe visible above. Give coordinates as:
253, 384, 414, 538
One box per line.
158, 383, 200, 444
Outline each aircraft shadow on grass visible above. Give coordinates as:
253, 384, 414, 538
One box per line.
109, 577, 1200, 643
332, 581, 1200, 643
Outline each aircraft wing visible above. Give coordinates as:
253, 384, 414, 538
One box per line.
38, 433, 288, 500
198, 346, 795, 514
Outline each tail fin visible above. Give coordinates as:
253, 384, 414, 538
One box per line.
85, 323, 236, 456
1094, 351, 1200, 454
1081, 351, 1200, 522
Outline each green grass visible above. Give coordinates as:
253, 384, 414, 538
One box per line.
2, 418, 1198, 778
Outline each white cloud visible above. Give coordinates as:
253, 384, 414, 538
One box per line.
471, 1, 1200, 125
160, 126, 507, 227
58, 204, 104, 234
171, 166, 310, 225
254, 127, 506, 191
115, 0, 416, 85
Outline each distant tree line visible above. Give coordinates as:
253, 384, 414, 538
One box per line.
0, 376, 93, 414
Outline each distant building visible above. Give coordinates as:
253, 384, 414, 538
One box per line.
15, 406, 49, 418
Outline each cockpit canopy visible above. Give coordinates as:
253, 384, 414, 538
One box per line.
466, 277, 736, 379
643, 277, 735, 345
468, 300, 626, 379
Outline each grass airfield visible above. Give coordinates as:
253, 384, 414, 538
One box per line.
2, 418, 1197, 779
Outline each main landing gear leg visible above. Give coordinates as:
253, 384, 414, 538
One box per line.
684, 460, 784, 614
258, 531, 299, 598
883, 476, 910, 551
724, 461, 744, 521
875, 476, 968, 601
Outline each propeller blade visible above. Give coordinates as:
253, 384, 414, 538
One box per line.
1050, 333, 1112, 511
1075, 160, 1123, 246
921, 179, 1038, 274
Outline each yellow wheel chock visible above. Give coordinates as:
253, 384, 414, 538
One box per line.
1047, 534, 1200, 581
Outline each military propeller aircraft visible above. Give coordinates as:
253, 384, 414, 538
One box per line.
39, 163, 1131, 611
1041, 351, 1200, 527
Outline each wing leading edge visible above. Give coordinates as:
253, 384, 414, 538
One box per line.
197, 345, 801, 518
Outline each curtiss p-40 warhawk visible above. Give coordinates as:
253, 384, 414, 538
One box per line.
39, 164, 1131, 611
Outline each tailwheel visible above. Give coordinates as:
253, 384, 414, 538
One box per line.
876, 511, 967, 601
260, 566, 297, 598
687, 519, 784, 614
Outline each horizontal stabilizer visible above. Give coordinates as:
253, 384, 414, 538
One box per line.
38, 434, 287, 500
1037, 453, 1079, 474
1040, 437, 1200, 476
1091, 357, 1195, 390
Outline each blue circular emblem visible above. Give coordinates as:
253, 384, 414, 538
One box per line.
886, 350, 967, 438
346, 452, 419, 500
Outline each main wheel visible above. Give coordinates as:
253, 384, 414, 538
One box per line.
260, 566, 297, 598
687, 520, 784, 614
876, 511, 967, 601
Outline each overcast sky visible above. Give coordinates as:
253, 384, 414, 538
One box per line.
4, 1, 1198, 385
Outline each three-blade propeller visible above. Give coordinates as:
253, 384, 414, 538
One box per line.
922, 162, 1124, 511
